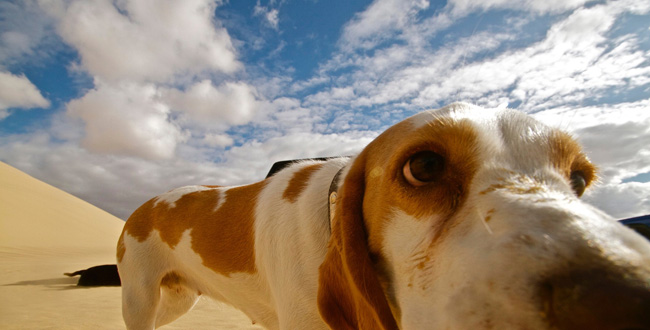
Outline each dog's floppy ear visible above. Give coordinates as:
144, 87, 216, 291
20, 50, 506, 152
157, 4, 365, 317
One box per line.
317, 154, 399, 330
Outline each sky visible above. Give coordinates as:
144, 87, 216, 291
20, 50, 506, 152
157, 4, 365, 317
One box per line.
0, 0, 649, 220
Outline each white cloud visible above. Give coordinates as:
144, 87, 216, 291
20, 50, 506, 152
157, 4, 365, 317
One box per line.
253, 1, 280, 30
164, 80, 260, 130
448, 0, 591, 16
578, 120, 650, 181
0, 128, 376, 219
31, 0, 256, 161
311, 30, 512, 112
316, 0, 650, 115
0, 0, 59, 66
337, 0, 591, 54
584, 181, 650, 219
223, 131, 375, 176
63, 78, 260, 159
532, 99, 650, 133
254, 97, 319, 135
340, 0, 429, 50
0, 71, 50, 117
403, 2, 650, 111
66, 81, 185, 160
47, 0, 240, 83
202, 133, 234, 148
304, 86, 356, 107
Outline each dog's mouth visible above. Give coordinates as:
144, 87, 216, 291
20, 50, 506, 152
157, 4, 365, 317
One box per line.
536, 269, 650, 330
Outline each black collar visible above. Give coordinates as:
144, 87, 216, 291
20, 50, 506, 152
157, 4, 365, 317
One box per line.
265, 157, 347, 235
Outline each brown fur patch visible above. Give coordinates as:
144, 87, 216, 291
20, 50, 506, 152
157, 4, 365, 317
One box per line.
362, 116, 480, 254
122, 198, 158, 243
318, 151, 400, 330
484, 208, 496, 223
191, 181, 265, 275
548, 131, 597, 191
116, 231, 126, 263
282, 163, 324, 203
479, 174, 545, 196
161, 271, 183, 288
122, 189, 220, 248
122, 182, 266, 276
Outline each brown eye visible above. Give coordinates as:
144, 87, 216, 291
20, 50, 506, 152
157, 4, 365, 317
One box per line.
570, 171, 587, 197
403, 151, 445, 186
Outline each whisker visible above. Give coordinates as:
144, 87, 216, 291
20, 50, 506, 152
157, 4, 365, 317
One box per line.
480, 211, 494, 235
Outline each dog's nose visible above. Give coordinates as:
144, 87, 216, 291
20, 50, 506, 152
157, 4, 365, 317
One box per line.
540, 269, 650, 330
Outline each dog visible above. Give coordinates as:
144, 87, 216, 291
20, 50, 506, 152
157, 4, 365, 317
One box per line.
117, 102, 650, 329
64, 264, 121, 286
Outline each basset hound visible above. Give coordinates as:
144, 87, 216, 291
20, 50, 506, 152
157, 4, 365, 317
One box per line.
117, 103, 650, 329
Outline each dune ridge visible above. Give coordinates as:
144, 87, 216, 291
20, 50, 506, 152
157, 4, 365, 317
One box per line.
0, 161, 124, 252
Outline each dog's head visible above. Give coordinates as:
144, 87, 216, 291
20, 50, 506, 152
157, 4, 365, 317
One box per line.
318, 103, 650, 329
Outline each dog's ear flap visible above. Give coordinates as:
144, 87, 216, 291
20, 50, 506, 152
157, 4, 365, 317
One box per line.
318, 156, 399, 330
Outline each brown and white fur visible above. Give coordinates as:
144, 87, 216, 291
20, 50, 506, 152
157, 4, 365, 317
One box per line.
117, 102, 650, 329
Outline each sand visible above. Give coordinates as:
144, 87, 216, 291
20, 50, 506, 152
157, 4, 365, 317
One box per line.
0, 161, 261, 329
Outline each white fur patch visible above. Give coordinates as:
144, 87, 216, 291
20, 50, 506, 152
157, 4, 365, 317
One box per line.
409, 102, 494, 129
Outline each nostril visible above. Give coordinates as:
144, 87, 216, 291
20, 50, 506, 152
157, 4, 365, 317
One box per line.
540, 269, 650, 330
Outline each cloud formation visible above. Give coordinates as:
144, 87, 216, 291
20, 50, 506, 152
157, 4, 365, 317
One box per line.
448, 0, 590, 15
33, 0, 261, 160
165, 80, 260, 130
0, 0, 59, 66
253, 1, 280, 30
341, 0, 430, 50
316, 0, 650, 116
0, 71, 50, 118
1, 0, 648, 221
67, 81, 184, 160
49, 0, 240, 83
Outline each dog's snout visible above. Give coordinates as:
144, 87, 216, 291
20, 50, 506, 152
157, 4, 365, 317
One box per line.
540, 269, 650, 330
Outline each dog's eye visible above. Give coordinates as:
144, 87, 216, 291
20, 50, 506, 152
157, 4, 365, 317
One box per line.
570, 171, 587, 197
403, 151, 445, 186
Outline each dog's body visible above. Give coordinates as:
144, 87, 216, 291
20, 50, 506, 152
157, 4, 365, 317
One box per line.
118, 103, 650, 329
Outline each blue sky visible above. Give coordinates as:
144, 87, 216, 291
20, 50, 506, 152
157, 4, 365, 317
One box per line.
1, 0, 649, 220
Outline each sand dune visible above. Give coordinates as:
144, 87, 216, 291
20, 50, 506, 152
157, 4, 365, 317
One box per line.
0, 162, 261, 329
